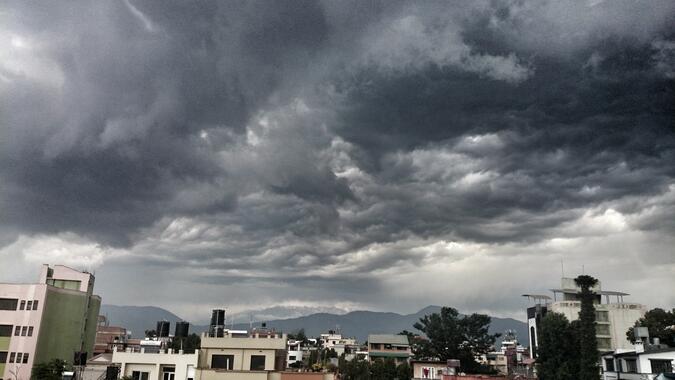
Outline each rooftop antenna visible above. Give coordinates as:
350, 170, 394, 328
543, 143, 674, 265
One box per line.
561, 257, 565, 278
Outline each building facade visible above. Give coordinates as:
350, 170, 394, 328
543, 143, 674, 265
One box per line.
367, 334, 412, 364
112, 346, 198, 380
601, 345, 675, 380
0, 265, 101, 380
525, 277, 646, 355
197, 329, 287, 380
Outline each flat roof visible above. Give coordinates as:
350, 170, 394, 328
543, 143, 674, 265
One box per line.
550, 289, 629, 296
368, 334, 410, 345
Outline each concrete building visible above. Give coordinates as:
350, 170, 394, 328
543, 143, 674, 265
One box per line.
318, 331, 358, 357
94, 315, 130, 354
286, 340, 303, 367
525, 277, 646, 355
197, 328, 287, 380
410, 360, 456, 379
367, 334, 412, 364
112, 346, 198, 380
601, 343, 675, 380
0, 264, 101, 380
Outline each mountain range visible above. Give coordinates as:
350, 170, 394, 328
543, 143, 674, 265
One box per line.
99, 304, 527, 346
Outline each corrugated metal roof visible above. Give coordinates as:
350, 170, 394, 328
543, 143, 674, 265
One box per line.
368, 334, 410, 345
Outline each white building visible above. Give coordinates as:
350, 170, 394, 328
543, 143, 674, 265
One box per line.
319, 331, 358, 356
601, 343, 675, 380
112, 346, 198, 380
286, 340, 303, 367
525, 277, 646, 354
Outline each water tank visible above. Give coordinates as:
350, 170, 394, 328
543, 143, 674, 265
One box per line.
175, 321, 189, 338
156, 320, 170, 338
211, 309, 226, 326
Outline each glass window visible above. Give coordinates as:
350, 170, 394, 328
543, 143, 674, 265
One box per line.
32, 300, 38, 310
595, 311, 609, 322
0, 325, 12, 337
9, 352, 15, 363
211, 354, 234, 370
0, 298, 18, 310
16, 353, 22, 363
26, 301, 32, 310
14, 326, 21, 336
250, 355, 266, 371
21, 326, 27, 336
650, 359, 673, 374
0, 351, 7, 363
596, 324, 610, 336
19, 300, 26, 310
625, 359, 637, 373
22, 352, 28, 363
28, 326, 34, 336
132, 371, 149, 380
605, 358, 615, 372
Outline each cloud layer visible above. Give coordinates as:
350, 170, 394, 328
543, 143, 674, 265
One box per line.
1, 0, 674, 321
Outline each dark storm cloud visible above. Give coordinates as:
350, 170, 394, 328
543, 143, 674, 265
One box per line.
1, 0, 674, 315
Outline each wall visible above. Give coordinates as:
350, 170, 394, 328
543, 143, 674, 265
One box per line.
34, 286, 91, 365
0, 283, 48, 380
637, 351, 675, 374
113, 351, 198, 380
197, 370, 269, 380
200, 348, 277, 371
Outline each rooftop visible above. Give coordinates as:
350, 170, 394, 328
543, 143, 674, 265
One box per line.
368, 334, 410, 345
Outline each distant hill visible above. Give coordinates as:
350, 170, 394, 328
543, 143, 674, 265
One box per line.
100, 304, 527, 346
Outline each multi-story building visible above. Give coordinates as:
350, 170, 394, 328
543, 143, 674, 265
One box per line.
94, 315, 130, 354
600, 331, 675, 380
319, 331, 358, 357
525, 277, 646, 355
367, 334, 412, 365
197, 327, 287, 380
112, 345, 198, 380
286, 340, 303, 367
0, 264, 101, 380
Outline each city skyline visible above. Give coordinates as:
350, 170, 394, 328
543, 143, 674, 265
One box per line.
1, 1, 674, 321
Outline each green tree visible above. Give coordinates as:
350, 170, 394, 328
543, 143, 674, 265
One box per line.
341, 358, 371, 380
370, 358, 397, 380
32, 359, 69, 380
395, 361, 412, 380
169, 333, 201, 353
413, 306, 499, 373
575, 275, 599, 380
536, 312, 579, 380
626, 308, 675, 347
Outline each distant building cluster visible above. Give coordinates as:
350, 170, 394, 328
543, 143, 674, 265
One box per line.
1, 266, 674, 380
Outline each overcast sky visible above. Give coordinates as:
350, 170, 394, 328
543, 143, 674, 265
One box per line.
1, 0, 674, 323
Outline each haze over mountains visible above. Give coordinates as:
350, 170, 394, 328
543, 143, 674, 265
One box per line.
100, 305, 527, 345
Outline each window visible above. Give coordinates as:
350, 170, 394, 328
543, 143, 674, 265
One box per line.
22, 353, 28, 364
27, 327, 33, 337
9, 352, 15, 363
250, 355, 266, 371
596, 311, 609, 322
21, 326, 27, 336
14, 326, 20, 336
15, 353, 22, 364
596, 324, 610, 336
32, 300, 38, 310
289, 356, 296, 361
605, 358, 615, 372
26, 301, 32, 310
597, 338, 612, 350
625, 359, 638, 373
0, 352, 7, 363
211, 354, 234, 370
0, 298, 18, 310
132, 371, 149, 380
650, 359, 673, 374
0, 325, 12, 337
19, 300, 25, 310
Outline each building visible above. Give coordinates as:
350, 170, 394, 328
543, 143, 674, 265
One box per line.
319, 331, 358, 357
525, 277, 646, 354
94, 315, 130, 354
0, 264, 101, 380
286, 340, 303, 367
601, 335, 675, 380
112, 345, 198, 380
197, 327, 287, 380
411, 360, 457, 379
367, 334, 412, 364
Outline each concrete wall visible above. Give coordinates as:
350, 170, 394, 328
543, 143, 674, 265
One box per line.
197, 370, 269, 380
0, 283, 48, 380
113, 350, 198, 380
200, 348, 277, 371
637, 351, 675, 374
